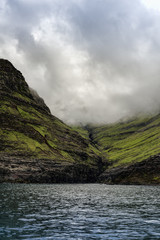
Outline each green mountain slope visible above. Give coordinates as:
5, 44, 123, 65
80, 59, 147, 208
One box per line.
1, 59, 160, 184
88, 116, 160, 184
0, 59, 102, 183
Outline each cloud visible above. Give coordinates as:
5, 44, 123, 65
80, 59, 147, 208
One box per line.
1, 0, 160, 124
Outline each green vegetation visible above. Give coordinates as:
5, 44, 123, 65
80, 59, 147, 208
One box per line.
0, 100, 18, 115
72, 126, 89, 140
13, 92, 32, 103
88, 144, 101, 156
17, 106, 38, 120
2, 85, 160, 177
1, 59, 160, 184
0, 59, 106, 183
28, 124, 48, 137
0, 88, 101, 166
1, 129, 52, 156
153, 176, 160, 182
90, 114, 160, 168
60, 151, 74, 162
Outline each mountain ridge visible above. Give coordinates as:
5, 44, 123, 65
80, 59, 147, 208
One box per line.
0, 59, 160, 184
0, 59, 103, 183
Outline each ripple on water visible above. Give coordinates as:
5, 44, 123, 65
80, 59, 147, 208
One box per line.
0, 184, 160, 239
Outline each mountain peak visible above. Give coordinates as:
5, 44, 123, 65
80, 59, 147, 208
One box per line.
0, 59, 50, 114
0, 59, 103, 183
0, 59, 31, 97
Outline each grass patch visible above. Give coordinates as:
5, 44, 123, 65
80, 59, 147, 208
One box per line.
13, 92, 32, 103
28, 124, 48, 137
91, 115, 160, 168
1, 129, 55, 157
72, 126, 89, 140
60, 151, 74, 162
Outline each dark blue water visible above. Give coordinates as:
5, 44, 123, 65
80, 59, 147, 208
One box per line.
0, 184, 160, 240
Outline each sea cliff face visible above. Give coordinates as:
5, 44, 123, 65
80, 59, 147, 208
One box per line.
98, 155, 160, 184
0, 59, 102, 183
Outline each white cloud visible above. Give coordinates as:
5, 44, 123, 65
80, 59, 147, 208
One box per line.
141, 0, 160, 12
1, 0, 160, 124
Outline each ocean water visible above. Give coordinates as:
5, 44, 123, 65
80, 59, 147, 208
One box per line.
0, 183, 160, 240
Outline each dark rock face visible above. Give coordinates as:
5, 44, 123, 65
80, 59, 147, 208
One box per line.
29, 87, 50, 112
0, 59, 31, 97
0, 59, 50, 114
0, 154, 101, 183
0, 59, 103, 183
98, 155, 160, 185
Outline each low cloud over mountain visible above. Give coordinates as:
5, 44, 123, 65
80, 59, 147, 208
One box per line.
1, 0, 160, 124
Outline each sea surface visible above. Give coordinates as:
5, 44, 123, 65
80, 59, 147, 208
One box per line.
0, 183, 160, 240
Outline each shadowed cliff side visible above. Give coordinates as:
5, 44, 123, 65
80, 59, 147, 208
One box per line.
0, 59, 103, 183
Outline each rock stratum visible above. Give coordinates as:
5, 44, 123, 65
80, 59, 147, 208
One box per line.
0, 59, 160, 184
0, 59, 103, 183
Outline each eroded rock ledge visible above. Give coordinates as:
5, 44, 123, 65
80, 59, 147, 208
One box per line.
98, 155, 160, 185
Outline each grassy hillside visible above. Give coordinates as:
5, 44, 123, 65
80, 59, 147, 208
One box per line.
0, 93, 98, 162
1, 59, 160, 184
91, 115, 160, 168
0, 59, 102, 183
74, 116, 160, 184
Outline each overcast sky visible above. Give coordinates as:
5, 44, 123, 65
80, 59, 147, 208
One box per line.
1, 0, 160, 124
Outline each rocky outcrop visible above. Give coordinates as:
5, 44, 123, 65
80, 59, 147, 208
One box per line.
0, 59, 31, 96
0, 59, 50, 114
29, 87, 50, 112
0, 153, 102, 183
0, 59, 103, 183
98, 155, 160, 184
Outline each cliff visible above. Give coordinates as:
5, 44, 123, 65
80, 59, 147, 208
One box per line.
0, 59, 102, 183
1, 59, 160, 185
87, 116, 160, 184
